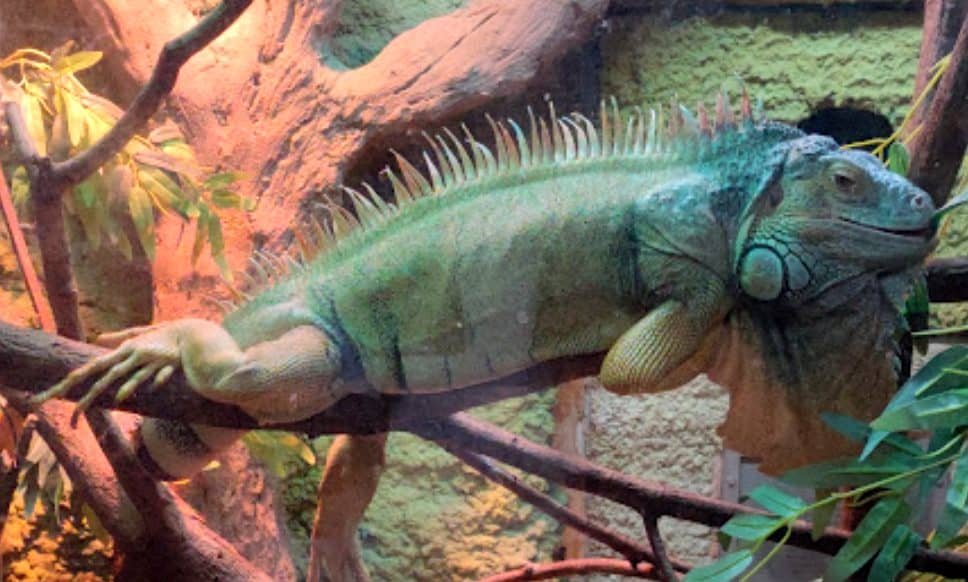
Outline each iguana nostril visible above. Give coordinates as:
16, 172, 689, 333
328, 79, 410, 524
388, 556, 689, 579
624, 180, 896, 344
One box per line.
910, 192, 930, 210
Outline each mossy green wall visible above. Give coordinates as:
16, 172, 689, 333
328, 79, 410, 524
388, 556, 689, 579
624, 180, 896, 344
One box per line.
602, 10, 923, 124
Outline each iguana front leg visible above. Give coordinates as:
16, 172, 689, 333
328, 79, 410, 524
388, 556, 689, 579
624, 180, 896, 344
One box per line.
32, 319, 344, 423
600, 280, 726, 395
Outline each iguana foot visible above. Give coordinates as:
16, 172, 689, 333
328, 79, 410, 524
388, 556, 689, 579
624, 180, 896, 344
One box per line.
31, 323, 183, 424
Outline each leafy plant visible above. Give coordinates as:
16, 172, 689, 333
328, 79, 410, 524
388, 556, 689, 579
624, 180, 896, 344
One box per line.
688, 349, 968, 582
1, 43, 254, 278
242, 431, 316, 479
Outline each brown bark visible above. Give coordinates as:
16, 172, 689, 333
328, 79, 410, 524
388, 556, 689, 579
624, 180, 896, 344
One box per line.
480, 558, 657, 581
912, 1, 966, 114
908, 7, 968, 205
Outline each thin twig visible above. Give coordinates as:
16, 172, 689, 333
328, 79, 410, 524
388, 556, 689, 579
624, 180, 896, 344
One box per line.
441, 441, 690, 572
478, 557, 656, 581
0, 162, 55, 331
52, 0, 254, 187
642, 513, 677, 582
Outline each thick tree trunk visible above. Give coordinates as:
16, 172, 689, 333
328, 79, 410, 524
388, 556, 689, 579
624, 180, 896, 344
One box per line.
70, 0, 610, 318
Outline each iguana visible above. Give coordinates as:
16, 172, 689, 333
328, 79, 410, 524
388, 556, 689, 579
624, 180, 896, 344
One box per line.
34, 94, 937, 482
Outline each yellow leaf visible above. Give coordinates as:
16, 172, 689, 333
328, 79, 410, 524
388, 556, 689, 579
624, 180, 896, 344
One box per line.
61, 91, 88, 148
53, 50, 102, 74
20, 94, 48, 156
128, 185, 156, 259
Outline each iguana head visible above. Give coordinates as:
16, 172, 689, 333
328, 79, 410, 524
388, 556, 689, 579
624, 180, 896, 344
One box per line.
712, 133, 937, 474
735, 135, 935, 305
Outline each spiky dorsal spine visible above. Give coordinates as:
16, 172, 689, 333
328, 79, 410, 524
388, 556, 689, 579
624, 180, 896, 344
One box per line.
222, 90, 758, 307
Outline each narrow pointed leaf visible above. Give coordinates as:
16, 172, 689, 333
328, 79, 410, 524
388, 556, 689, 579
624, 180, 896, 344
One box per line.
811, 490, 838, 540
871, 389, 968, 431
128, 185, 156, 259
52, 50, 102, 74
868, 524, 920, 581
886, 142, 910, 176
683, 549, 753, 582
747, 485, 807, 518
720, 513, 781, 541
932, 454, 968, 548
825, 497, 911, 582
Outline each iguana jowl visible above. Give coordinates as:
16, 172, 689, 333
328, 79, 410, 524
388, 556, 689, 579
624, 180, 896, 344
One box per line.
35, 96, 937, 477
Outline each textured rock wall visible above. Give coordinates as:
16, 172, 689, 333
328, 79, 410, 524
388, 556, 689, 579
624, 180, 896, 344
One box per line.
602, 9, 923, 124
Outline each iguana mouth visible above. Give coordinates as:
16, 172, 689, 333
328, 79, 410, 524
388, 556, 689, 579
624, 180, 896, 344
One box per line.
841, 218, 934, 239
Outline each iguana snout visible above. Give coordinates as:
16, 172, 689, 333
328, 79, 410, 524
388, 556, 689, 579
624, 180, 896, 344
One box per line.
738, 136, 936, 304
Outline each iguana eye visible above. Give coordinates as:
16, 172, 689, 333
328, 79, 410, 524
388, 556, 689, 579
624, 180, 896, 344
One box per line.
833, 170, 856, 194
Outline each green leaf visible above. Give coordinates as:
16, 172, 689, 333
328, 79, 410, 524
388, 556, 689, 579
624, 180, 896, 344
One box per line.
889, 346, 968, 408
747, 485, 806, 519
720, 513, 782, 541
782, 454, 918, 489
211, 189, 242, 209
21, 462, 40, 519
683, 549, 753, 582
935, 189, 968, 225
159, 139, 196, 161
191, 206, 209, 264
207, 213, 231, 281
81, 503, 111, 543
825, 497, 911, 582
61, 91, 89, 149
871, 388, 968, 432
868, 524, 920, 581
137, 168, 181, 211
52, 50, 102, 74
886, 142, 910, 176
79, 93, 124, 121
11, 166, 30, 210
933, 453, 968, 548
128, 185, 156, 260
72, 179, 104, 249
242, 431, 315, 478
204, 171, 240, 190
811, 490, 838, 540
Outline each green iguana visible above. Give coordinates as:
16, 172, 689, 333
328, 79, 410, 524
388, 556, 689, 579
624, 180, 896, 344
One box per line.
34, 94, 936, 480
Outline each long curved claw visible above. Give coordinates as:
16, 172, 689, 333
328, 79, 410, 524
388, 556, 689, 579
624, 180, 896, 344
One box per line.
30, 348, 132, 406
95, 325, 159, 348
115, 361, 166, 403
70, 351, 145, 425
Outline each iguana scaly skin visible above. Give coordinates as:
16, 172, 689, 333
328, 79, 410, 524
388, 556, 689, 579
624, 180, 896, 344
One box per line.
36, 97, 936, 478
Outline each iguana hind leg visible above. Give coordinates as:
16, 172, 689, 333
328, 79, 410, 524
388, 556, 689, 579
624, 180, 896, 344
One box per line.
33, 319, 345, 424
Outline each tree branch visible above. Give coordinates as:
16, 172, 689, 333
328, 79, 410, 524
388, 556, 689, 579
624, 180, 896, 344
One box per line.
642, 514, 677, 582
908, 9, 968, 206
0, 319, 598, 433
478, 558, 657, 581
334, 0, 608, 131
52, 0, 254, 187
